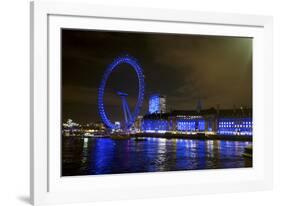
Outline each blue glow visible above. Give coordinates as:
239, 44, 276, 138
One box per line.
141, 117, 252, 136
176, 119, 205, 132
97, 55, 145, 129
148, 94, 166, 114
177, 120, 196, 131
141, 119, 169, 132
218, 117, 252, 135
149, 94, 159, 114
198, 120, 205, 131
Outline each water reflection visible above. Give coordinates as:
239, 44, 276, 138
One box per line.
62, 137, 252, 176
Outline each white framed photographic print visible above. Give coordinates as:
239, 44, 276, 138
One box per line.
30, 0, 273, 205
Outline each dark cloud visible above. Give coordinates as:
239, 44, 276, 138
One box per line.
62, 29, 252, 123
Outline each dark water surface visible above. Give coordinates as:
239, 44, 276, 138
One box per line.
62, 137, 252, 176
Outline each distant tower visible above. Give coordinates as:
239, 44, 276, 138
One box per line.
196, 99, 202, 113
216, 104, 220, 115
233, 104, 237, 115
149, 93, 167, 114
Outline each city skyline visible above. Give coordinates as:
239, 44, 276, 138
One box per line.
62, 29, 252, 124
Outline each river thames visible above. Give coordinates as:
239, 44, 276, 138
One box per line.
62, 136, 252, 176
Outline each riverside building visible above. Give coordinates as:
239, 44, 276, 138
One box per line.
141, 107, 252, 136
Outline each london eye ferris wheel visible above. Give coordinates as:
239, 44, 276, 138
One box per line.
97, 55, 145, 131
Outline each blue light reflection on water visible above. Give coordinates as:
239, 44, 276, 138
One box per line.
62, 137, 252, 176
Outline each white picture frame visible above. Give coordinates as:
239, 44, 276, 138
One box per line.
30, 0, 273, 205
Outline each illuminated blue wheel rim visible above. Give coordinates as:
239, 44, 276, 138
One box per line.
98, 55, 145, 130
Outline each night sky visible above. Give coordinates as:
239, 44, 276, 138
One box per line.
62, 29, 252, 124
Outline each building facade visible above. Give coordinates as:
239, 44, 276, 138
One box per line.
148, 93, 167, 114
141, 108, 252, 136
